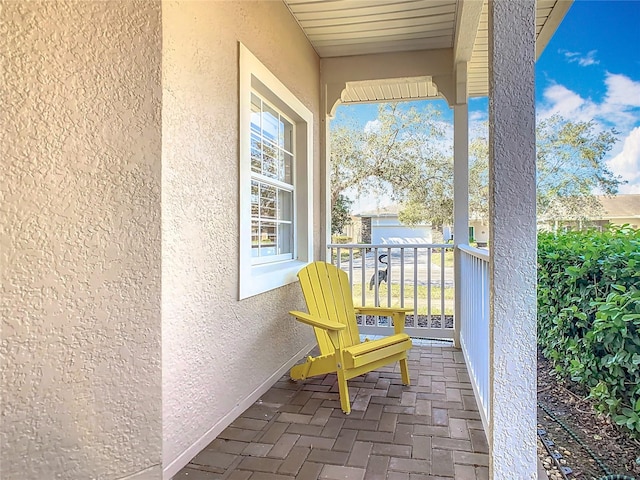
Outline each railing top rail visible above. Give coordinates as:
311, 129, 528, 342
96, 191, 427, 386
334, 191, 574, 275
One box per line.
328, 243, 454, 249
458, 243, 490, 261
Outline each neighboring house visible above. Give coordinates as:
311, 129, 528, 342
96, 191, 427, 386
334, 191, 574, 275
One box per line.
349, 205, 489, 246
470, 220, 490, 245
600, 194, 640, 228
3, 2, 570, 480
538, 194, 640, 231
352, 205, 433, 244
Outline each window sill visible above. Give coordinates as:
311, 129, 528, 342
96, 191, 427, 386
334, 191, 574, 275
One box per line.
239, 259, 307, 300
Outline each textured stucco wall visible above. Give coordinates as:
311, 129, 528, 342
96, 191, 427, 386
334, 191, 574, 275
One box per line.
162, 0, 320, 469
488, 1, 537, 478
1, 2, 162, 479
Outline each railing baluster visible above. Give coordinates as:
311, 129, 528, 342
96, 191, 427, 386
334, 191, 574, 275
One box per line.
440, 247, 445, 329
412, 248, 418, 327
427, 247, 432, 326
386, 247, 392, 308
373, 247, 379, 321
348, 248, 353, 289
400, 248, 405, 308
361, 248, 366, 308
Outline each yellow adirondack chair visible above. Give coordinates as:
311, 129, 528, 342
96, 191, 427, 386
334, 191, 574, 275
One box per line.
290, 261, 413, 414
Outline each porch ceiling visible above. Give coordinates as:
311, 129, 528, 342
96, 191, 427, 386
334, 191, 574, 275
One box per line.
284, 0, 572, 99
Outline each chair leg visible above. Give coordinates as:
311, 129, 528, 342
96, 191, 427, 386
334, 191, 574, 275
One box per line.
400, 357, 410, 385
336, 369, 351, 415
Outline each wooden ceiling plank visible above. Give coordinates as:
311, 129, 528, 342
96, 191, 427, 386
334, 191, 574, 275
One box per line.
317, 37, 452, 57
296, 2, 455, 24
289, 0, 453, 14
308, 23, 454, 41
312, 29, 453, 47
304, 13, 455, 35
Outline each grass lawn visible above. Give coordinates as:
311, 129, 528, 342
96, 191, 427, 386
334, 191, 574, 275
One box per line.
350, 282, 454, 315
431, 250, 455, 268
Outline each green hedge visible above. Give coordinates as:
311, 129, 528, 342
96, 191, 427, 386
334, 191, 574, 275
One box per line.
538, 226, 640, 436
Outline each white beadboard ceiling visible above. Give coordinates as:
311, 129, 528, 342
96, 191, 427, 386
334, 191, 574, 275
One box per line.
284, 0, 571, 99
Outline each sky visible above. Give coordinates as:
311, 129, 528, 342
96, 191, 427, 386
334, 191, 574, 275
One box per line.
333, 0, 640, 212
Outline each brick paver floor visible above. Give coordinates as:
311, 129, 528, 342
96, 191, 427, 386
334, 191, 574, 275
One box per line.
175, 342, 489, 480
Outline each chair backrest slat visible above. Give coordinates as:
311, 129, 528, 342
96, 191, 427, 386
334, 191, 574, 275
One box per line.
298, 262, 361, 354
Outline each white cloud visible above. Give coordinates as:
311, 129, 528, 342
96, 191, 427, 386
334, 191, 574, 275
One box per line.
608, 127, 640, 193
604, 73, 640, 108
538, 74, 640, 132
561, 50, 580, 59
578, 50, 600, 67
469, 110, 487, 123
364, 119, 381, 133
559, 49, 599, 67
538, 74, 640, 192
539, 84, 591, 119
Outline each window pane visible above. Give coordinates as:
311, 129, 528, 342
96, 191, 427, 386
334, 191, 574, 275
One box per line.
281, 151, 293, 184
251, 94, 261, 134
262, 150, 278, 179
281, 118, 293, 152
262, 104, 279, 143
251, 181, 259, 217
259, 184, 276, 219
251, 220, 260, 257
278, 223, 292, 255
260, 222, 277, 257
278, 190, 293, 221
250, 134, 262, 173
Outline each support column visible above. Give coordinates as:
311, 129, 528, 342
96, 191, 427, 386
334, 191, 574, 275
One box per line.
453, 103, 469, 348
319, 83, 332, 261
488, 1, 537, 478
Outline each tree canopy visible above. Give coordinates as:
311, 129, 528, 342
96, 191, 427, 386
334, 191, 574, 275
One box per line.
331, 104, 621, 229
330, 103, 451, 224
536, 115, 621, 222
331, 194, 353, 235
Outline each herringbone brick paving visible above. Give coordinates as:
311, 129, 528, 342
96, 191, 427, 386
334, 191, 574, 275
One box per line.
175, 344, 489, 480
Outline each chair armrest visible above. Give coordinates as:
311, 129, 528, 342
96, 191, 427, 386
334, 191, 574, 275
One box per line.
354, 307, 412, 335
289, 311, 346, 331
354, 307, 413, 315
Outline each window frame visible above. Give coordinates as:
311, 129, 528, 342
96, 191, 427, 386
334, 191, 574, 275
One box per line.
238, 43, 313, 300
249, 92, 296, 265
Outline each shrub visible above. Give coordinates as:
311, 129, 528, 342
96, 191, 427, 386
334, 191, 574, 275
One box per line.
538, 226, 640, 436
331, 235, 352, 244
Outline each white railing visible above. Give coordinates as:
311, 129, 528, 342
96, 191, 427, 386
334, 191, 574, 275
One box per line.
458, 244, 490, 431
328, 243, 455, 340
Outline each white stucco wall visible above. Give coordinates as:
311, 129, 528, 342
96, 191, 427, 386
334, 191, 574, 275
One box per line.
1, 2, 162, 479
488, 1, 537, 478
162, 1, 319, 474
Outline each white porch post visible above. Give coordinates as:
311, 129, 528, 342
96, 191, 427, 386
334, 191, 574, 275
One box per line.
488, 1, 537, 478
453, 102, 469, 348
320, 82, 331, 261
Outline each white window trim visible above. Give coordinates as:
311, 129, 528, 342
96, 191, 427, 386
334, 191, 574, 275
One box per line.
239, 43, 313, 300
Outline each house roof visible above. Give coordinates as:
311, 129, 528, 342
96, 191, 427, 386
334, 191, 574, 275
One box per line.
354, 205, 401, 218
598, 194, 640, 219
284, 0, 572, 99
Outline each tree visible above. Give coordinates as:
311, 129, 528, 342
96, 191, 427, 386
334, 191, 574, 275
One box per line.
330, 103, 451, 224
331, 109, 622, 230
331, 194, 353, 235
536, 115, 621, 222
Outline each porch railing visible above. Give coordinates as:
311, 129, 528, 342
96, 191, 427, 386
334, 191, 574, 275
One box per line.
458, 244, 490, 431
328, 243, 455, 340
